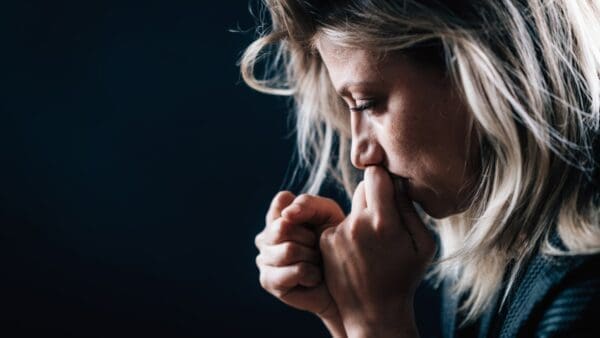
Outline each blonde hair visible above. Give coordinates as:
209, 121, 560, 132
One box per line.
239, 0, 600, 323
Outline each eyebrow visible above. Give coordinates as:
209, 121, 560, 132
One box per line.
337, 80, 380, 97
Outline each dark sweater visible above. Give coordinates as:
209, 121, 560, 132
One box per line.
441, 239, 600, 338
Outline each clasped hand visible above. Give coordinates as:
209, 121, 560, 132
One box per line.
255, 166, 436, 337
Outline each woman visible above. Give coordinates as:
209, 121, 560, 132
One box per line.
243, 1, 599, 337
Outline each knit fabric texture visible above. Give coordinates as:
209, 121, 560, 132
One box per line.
441, 234, 599, 338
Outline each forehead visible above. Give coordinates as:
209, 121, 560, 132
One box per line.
315, 36, 384, 92
315, 35, 374, 61
316, 35, 424, 98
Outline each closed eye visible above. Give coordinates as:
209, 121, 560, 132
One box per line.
349, 99, 376, 112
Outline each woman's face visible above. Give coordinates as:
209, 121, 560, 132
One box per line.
317, 37, 480, 218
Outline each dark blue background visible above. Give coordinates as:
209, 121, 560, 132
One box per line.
0, 1, 439, 337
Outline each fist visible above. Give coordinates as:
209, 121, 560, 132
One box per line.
319, 166, 436, 335
255, 191, 346, 318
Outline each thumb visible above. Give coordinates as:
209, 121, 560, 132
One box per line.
281, 194, 345, 236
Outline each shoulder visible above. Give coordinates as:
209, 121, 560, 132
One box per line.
521, 253, 600, 337
495, 246, 598, 338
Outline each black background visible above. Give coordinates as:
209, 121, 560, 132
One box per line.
0, 1, 439, 337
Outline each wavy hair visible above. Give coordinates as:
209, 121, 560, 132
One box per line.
239, 0, 600, 323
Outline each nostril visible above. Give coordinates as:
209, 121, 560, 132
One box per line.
351, 138, 369, 169
352, 137, 385, 169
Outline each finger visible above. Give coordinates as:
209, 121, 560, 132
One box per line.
393, 178, 433, 252
259, 262, 321, 295
257, 242, 320, 267
364, 166, 397, 218
261, 217, 317, 247
281, 194, 345, 236
319, 226, 336, 253
281, 194, 344, 227
280, 284, 332, 313
298, 266, 323, 287
351, 181, 367, 214
393, 179, 419, 221
266, 191, 296, 224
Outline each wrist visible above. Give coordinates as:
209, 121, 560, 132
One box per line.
318, 307, 347, 338
344, 306, 419, 338
346, 321, 419, 338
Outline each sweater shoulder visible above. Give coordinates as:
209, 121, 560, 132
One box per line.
520, 253, 600, 337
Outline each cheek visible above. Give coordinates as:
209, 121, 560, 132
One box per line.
387, 124, 422, 169
382, 90, 472, 197
383, 103, 431, 170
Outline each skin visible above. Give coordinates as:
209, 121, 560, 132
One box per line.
255, 36, 480, 337
317, 36, 480, 218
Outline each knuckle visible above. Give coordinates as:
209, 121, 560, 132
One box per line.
347, 218, 362, 238
319, 233, 328, 251
268, 219, 292, 244
254, 232, 264, 248
282, 242, 299, 262
255, 254, 265, 267
294, 262, 310, 276
371, 214, 386, 231
274, 191, 294, 206
266, 192, 295, 223
259, 273, 269, 290
271, 273, 290, 292
274, 219, 293, 240
319, 227, 335, 250
294, 193, 313, 207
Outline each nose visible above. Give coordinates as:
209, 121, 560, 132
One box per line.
350, 112, 384, 170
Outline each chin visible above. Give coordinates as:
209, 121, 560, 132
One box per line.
392, 176, 468, 219
407, 184, 465, 220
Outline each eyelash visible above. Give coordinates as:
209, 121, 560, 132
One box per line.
349, 100, 376, 113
